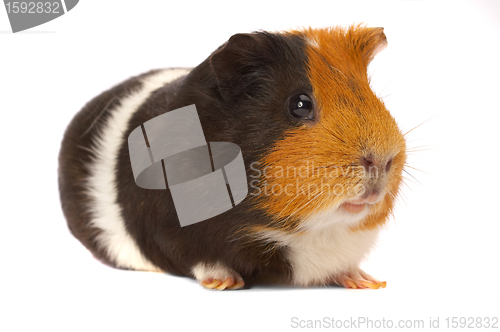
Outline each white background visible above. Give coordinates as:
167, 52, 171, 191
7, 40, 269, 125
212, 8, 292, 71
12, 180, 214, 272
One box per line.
1, 0, 499, 331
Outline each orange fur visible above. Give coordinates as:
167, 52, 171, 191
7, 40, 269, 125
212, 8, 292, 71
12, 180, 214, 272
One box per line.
254, 25, 406, 231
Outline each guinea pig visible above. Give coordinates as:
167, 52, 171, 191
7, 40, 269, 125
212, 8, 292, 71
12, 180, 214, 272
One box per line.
58, 25, 407, 290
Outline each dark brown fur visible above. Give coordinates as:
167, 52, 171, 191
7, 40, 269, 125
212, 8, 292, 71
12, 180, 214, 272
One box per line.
59, 32, 312, 284
58, 70, 160, 268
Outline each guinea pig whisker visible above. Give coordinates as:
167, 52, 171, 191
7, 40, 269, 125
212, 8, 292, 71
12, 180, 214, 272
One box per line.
406, 144, 435, 151
401, 176, 418, 190
301, 193, 333, 226
280, 189, 327, 227
379, 92, 395, 100
269, 192, 301, 225
402, 169, 422, 187
403, 164, 428, 175
396, 186, 411, 211
388, 188, 409, 213
396, 174, 417, 206
405, 151, 431, 156
301, 195, 327, 221
386, 189, 396, 200
393, 171, 418, 188
405, 148, 435, 155
403, 115, 436, 137
289, 177, 342, 224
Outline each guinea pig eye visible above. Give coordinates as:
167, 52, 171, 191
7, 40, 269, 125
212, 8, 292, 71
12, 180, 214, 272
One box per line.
288, 94, 314, 120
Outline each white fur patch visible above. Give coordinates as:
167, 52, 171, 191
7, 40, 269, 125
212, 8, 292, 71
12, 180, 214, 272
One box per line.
86, 68, 190, 272
191, 262, 240, 281
256, 208, 381, 286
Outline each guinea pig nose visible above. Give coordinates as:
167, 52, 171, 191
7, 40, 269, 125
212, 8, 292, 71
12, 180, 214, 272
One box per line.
360, 156, 393, 174
385, 158, 393, 172
360, 156, 375, 171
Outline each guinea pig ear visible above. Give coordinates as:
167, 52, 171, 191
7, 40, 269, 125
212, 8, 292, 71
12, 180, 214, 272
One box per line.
360, 27, 388, 65
209, 33, 260, 100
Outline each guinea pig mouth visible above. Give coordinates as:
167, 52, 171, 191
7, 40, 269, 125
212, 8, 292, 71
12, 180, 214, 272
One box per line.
341, 202, 368, 213
340, 194, 380, 213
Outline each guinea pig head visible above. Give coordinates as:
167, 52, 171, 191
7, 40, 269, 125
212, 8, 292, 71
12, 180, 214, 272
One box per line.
209, 26, 407, 232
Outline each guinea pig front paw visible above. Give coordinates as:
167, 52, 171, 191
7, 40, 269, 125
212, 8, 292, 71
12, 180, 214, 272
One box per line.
191, 262, 245, 291
330, 269, 387, 290
201, 276, 245, 290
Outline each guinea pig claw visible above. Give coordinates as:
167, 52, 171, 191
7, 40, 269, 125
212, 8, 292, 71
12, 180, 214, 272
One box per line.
358, 269, 387, 289
201, 279, 222, 289
345, 279, 358, 289
360, 280, 380, 289
334, 269, 387, 290
201, 277, 245, 291
227, 280, 245, 290
215, 277, 234, 290
195, 263, 245, 290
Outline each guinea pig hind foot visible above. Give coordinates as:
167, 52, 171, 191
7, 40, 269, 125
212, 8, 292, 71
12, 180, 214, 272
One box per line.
330, 268, 387, 290
191, 262, 245, 291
